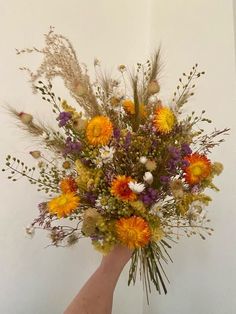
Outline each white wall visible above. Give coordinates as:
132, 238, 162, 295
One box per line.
0, 1, 235, 314
0, 1, 149, 313
145, 1, 236, 314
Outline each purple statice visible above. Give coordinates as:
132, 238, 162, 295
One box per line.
167, 146, 181, 173
168, 146, 181, 160
160, 175, 170, 184
163, 144, 192, 178
57, 111, 72, 127
139, 188, 160, 206
167, 158, 179, 173
181, 159, 190, 168
167, 145, 192, 174
181, 143, 192, 156
124, 131, 131, 149
63, 137, 82, 156
83, 191, 97, 206
113, 128, 121, 141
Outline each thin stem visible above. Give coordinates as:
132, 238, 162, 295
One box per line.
8, 165, 58, 191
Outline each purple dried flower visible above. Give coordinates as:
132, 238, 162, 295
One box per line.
57, 111, 72, 127
181, 143, 192, 156
143, 195, 151, 204
124, 132, 131, 149
167, 146, 189, 174
167, 159, 178, 172
168, 146, 181, 160
63, 137, 82, 156
84, 192, 97, 205
181, 159, 190, 168
113, 128, 121, 141
160, 176, 170, 184
139, 188, 160, 206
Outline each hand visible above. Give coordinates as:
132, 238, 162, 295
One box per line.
100, 245, 133, 272
64, 245, 133, 314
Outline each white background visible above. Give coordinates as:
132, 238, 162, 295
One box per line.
0, 1, 235, 313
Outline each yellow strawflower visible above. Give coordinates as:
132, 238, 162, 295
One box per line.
86, 116, 113, 146
48, 193, 80, 218
116, 216, 151, 249
153, 106, 175, 134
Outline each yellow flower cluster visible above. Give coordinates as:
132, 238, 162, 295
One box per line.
176, 193, 212, 216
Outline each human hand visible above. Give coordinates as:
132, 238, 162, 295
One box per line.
100, 245, 133, 273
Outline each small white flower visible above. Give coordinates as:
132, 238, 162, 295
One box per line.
128, 181, 145, 193
148, 95, 158, 104
156, 211, 163, 218
94, 159, 103, 168
139, 156, 147, 164
143, 172, 153, 184
99, 146, 115, 163
95, 197, 102, 208
150, 201, 163, 217
95, 196, 109, 210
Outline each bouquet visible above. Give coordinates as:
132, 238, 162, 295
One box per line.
3, 28, 229, 299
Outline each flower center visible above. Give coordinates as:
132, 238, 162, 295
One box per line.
192, 165, 202, 176
93, 125, 102, 137
120, 184, 131, 195
103, 151, 110, 157
127, 229, 138, 240
58, 196, 67, 206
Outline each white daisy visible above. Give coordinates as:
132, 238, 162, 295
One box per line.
99, 146, 115, 163
128, 181, 145, 193
139, 156, 147, 164
95, 196, 109, 210
143, 172, 153, 184
150, 201, 163, 218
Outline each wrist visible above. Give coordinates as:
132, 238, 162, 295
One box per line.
100, 245, 133, 272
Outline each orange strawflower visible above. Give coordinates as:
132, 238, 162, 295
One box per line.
183, 153, 211, 185
86, 116, 113, 146
123, 99, 147, 118
111, 175, 137, 201
116, 216, 151, 249
60, 177, 78, 193
153, 106, 175, 134
48, 193, 80, 218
